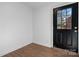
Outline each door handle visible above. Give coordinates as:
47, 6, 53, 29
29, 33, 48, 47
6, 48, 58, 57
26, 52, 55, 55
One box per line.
74, 30, 77, 32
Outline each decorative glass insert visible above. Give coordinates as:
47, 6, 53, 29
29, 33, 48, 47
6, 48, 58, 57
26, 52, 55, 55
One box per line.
66, 8, 72, 29
57, 10, 61, 29
61, 9, 66, 29
57, 8, 72, 29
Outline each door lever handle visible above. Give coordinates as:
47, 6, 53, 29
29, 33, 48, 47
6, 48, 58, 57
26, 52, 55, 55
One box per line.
74, 30, 77, 32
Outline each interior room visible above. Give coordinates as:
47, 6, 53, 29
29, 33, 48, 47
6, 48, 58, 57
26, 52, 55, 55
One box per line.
0, 2, 79, 57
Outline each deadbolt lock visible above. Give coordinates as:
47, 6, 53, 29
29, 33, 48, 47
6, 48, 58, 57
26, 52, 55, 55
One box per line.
74, 27, 77, 29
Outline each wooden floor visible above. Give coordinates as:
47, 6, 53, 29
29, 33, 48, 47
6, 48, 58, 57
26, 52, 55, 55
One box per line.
3, 43, 79, 57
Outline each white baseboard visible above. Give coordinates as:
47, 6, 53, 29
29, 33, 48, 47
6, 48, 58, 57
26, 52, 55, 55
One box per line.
33, 42, 51, 48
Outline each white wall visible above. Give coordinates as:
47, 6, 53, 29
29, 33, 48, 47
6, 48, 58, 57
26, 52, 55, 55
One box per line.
33, 2, 74, 48
0, 3, 33, 56
33, 7, 52, 47
78, 3, 79, 53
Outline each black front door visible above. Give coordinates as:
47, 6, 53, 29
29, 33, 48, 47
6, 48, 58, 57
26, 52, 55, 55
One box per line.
53, 3, 78, 52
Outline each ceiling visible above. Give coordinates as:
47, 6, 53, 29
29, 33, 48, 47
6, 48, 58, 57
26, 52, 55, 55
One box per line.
0, 2, 75, 9
24, 2, 74, 8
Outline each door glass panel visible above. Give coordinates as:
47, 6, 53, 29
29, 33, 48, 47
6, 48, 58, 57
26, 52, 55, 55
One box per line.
66, 8, 72, 29
57, 10, 61, 29
61, 9, 66, 29
57, 8, 72, 29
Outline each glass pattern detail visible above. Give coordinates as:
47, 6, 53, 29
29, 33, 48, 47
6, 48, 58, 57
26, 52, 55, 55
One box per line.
62, 9, 66, 29
57, 8, 72, 29
66, 8, 72, 29
57, 10, 61, 29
